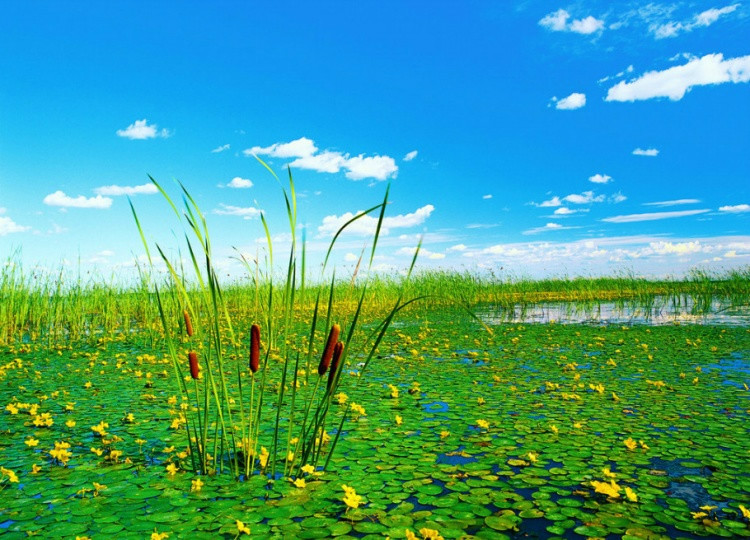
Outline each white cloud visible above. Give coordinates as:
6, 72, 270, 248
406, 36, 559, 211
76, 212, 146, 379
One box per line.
43, 190, 113, 209
523, 222, 577, 235
116, 119, 170, 140
246, 137, 398, 181
539, 9, 604, 34
344, 252, 359, 262
537, 196, 562, 207
652, 4, 740, 39
482, 194, 493, 200
227, 177, 253, 189
606, 53, 750, 102
633, 147, 659, 156
553, 207, 577, 215
564, 191, 605, 204
0, 215, 29, 236
211, 144, 230, 153
448, 244, 467, 252
719, 204, 750, 213
318, 204, 434, 237
396, 246, 445, 260
404, 150, 418, 161
94, 183, 159, 196
554, 92, 586, 110
644, 199, 700, 207
610, 192, 627, 204
649, 241, 703, 255
213, 204, 261, 220
344, 155, 398, 181
602, 209, 710, 223
245, 137, 318, 159
589, 173, 612, 184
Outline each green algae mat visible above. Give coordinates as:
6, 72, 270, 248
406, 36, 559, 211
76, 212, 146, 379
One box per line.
2, 314, 750, 539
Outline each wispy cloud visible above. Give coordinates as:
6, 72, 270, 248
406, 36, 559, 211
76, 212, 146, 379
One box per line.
245, 137, 398, 181
94, 183, 158, 196
318, 204, 434, 237
589, 173, 612, 184
537, 196, 562, 207
211, 144, 231, 153
226, 177, 253, 189
43, 191, 112, 209
483, 194, 493, 200
553, 207, 588, 216
565, 191, 605, 204
602, 209, 710, 223
539, 9, 604, 34
552, 92, 586, 110
213, 204, 261, 220
523, 222, 578, 235
719, 204, 750, 213
116, 119, 170, 140
607, 53, 750, 102
644, 199, 701, 207
633, 147, 659, 156
403, 150, 418, 161
651, 4, 740, 39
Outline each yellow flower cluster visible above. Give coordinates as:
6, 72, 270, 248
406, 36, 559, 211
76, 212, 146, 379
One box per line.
342, 484, 362, 509
50, 441, 72, 465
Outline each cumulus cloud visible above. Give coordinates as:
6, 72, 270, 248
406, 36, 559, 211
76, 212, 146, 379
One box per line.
43, 191, 113, 209
589, 174, 612, 184
644, 199, 700, 207
564, 191, 605, 204
227, 177, 253, 189
633, 148, 659, 156
246, 137, 398, 181
602, 209, 710, 223
719, 204, 750, 213
213, 204, 261, 220
396, 246, 445, 260
94, 183, 159, 196
403, 150, 418, 161
610, 192, 628, 204
537, 196, 563, 207
553, 207, 582, 215
116, 119, 170, 140
651, 4, 740, 38
0, 215, 30, 236
318, 204, 434, 237
553, 92, 586, 110
539, 9, 604, 34
246, 137, 318, 159
211, 144, 230, 153
448, 244, 467, 252
606, 53, 750, 102
648, 241, 703, 255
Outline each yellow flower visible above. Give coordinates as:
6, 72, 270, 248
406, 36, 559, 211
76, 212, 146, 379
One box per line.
1, 467, 19, 483
66, 420, 76, 428
191, 478, 204, 492
301, 464, 315, 475
440, 430, 450, 439
108, 450, 122, 462
286, 451, 294, 462
550, 424, 559, 434
163, 446, 175, 453
342, 484, 363, 509
293, 477, 306, 489
388, 385, 399, 398
476, 419, 489, 429
335, 392, 348, 404
591, 479, 621, 498
31, 464, 41, 474
151, 531, 169, 540
602, 466, 616, 478
639, 440, 649, 450
527, 452, 538, 463
395, 415, 403, 426
419, 527, 445, 540
625, 487, 638, 502
739, 505, 750, 519
84, 382, 92, 388
5, 403, 19, 414
573, 421, 583, 429
350, 403, 366, 417
405, 530, 418, 540
624, 437, 638, 451
165, 463, 179, 476
25, 437, 39, 447
236, 520, 251, 536
691, 511, 708, 520
477, 397, 486, 405
90, 447, 104, 457
258, 447, 269, 468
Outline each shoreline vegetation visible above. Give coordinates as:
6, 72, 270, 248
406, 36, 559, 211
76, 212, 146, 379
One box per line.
1, 262, 749, 346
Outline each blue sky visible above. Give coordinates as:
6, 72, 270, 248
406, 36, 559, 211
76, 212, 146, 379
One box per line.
1, 1, 748, 281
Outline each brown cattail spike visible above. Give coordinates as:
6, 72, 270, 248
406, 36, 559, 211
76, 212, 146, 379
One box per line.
183, 310, 194, 337
249, 324, 261, 374
318, 324, 340, 376
188, 351, 200, 379
327, 341, 344, 390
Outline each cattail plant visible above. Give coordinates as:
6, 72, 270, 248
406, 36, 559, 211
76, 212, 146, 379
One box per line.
249, 323, 260, 374
188, 351, 199, 379
318, 324, 340, 375
183, 310, 194, 337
